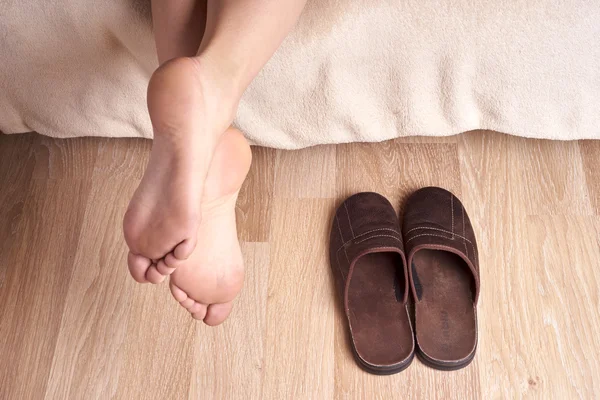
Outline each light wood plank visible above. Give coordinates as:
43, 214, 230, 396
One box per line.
261, 199, 336, 398
92, 138, 150, 179
0, 179, 92, 399
43, 139, 149, 399
522, 215, 600, 397
113, 283, 196, 399
0, 133, 37, 287
458, 131, 534, 398
579, 140, 600, 214
188, 242, 270, 399
273, 144, 337, 199
237, 146, 276, 241
30, 136, 100, 180
504, 136, 593, 215
458, 131, 598, 398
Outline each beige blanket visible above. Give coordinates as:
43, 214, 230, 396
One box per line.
1, 0, 599, 149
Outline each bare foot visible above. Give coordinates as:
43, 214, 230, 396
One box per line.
124, 57, 236, 284
168, 127, 251, 325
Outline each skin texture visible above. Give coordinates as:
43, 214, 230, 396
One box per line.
123, 0, 307, 325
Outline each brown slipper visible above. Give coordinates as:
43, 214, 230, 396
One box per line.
329, 192, 415, 375
402, 187, 480, 371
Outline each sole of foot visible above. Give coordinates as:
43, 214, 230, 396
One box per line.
168, 127, 252, 326
124, 57, 236, 284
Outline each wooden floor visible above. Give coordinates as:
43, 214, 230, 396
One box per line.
1, 131, 599, 399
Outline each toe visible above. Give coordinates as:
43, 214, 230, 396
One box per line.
180, 297, 196, 309
204, 302, 234, 326
170, 281, 189, 302
189, 302, 208, 320
173, 237, 197, 260
156, 259, 177, 276
163, 252, 184, 270
170, 282, 196, 309
145, 265, 166, 284
127, 252, 151, 283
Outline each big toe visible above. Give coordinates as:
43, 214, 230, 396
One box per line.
156, 258, 177, 276
127, 252, 151, 283
173, 237, 197, 260
204, 302, 234, 326
145, 264, 167, 284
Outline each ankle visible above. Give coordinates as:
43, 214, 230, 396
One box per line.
190, 53, 247, 100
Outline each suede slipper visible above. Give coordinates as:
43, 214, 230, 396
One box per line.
402, 187, 480, 371
329, 192, 415, 375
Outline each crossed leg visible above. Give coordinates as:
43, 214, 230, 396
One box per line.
123, 0, 307, 325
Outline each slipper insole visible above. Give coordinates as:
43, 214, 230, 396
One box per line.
347, 252, 413, 366
412, 249, 476, 362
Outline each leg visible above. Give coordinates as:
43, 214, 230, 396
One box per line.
124, 0, 307, 325
124, 0, 208, 282
197, 0, 309, 93
151, 0, 207, 64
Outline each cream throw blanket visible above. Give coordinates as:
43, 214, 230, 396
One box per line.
1, 0, 599, 149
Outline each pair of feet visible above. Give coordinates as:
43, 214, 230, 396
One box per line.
123, 58, 252, 326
